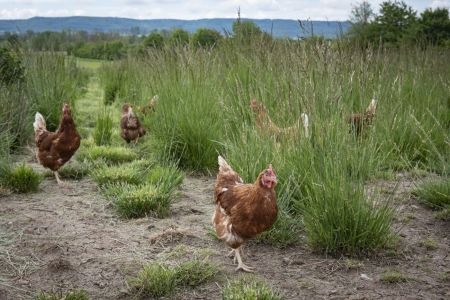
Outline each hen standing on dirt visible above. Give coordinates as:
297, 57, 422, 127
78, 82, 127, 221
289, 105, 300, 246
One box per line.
33, 103, 81, 186
120, 103, 146, 144
213, 156, 278, 272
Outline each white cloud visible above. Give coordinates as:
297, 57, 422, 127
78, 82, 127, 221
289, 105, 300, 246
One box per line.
0, 0, 437, 20
431, 0, 450, 9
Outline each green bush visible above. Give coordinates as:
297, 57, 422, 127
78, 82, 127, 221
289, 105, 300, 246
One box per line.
93, 109, 113, 146
191, 28, 222, 48
2, 164, 42, 193
144, 32, 164, 49
0, 46, 24, 85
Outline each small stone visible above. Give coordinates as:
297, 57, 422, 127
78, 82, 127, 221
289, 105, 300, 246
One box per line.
360, 273, 372, 281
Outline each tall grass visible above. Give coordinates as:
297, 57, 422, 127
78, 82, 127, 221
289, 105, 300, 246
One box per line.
98, 40, 448, 254
93, 109, 113, 146
24, 52, 88, 131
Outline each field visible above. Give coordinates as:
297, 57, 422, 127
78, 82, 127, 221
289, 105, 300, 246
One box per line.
0, 42, 449, 299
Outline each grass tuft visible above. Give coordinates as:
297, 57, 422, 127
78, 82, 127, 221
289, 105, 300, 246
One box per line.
128, 263, 177, 298
36, 289, 89, 300
128, 260, 218, 298
91, 163, 144, 186
103, 183, 173, 218
413, 179, 450, 210
77, 145, 137, 164
222, 276, 282, 300
418, 239, 438, 251
2, 164, 42, 193
435, 207, 450, 221
93, 109, 113, 146
380, 270, 409, 283
174, 260, 219, 287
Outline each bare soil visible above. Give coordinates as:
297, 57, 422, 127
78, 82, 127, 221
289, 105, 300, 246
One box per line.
0, 157, 449, 300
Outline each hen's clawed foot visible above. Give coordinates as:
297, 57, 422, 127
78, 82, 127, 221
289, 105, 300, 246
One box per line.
54, 171, 67, 187
235, 262, 255, 273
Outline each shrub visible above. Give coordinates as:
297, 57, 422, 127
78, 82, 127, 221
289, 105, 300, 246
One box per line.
93, 109, 113, 146
191, 28, 222, 48
3, 164, 42, 193
0, 46, 24, 85
170, 29, 190, 46
222, 276, 281, 300
144, 32, 164, 49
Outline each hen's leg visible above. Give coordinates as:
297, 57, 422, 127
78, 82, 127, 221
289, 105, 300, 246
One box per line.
227, 249, 238, 264
54, 171, 65, 186
235, 246, 254, 273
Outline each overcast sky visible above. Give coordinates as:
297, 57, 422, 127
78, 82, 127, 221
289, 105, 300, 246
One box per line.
0, 1, 449, 21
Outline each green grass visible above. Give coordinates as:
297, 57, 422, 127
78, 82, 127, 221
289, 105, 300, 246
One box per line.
128, 260, 218, 298
174, 259, 219, 287
93, 109, 113, 146
76, 57, 106, 70
222, 276, 282, 300
380, 270, 409, 283
45, 161, 90, 180
99, 161, 183, 218
103, 183, 173, 218
413, 179, 450, 210
36, 289, 89, 300
1, 164, 42, 193
435, 207, 450, 221
418, 238, 438, 250
91, 163, 144, 186
77, 145, 137, 164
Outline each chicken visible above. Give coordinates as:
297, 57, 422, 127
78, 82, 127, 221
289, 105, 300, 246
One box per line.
250, 99, 309, 141
213, 156, 278, 272
347, 98, 377, 136
120, 103, 146, 144
33, 103, 81, 186
139, 95, 159, 115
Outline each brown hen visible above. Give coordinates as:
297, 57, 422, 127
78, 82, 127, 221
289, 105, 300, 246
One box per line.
120, 103, 146, 144
33, 103, 81, 186
347, 98, 377, 136
213, 156, 278, 272
250, 99, 309, 141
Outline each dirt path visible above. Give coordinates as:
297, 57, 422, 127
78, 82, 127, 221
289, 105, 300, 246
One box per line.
0, 165, 449, 299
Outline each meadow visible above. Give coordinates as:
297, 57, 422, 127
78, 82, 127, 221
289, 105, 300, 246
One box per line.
0, 39, 449, 299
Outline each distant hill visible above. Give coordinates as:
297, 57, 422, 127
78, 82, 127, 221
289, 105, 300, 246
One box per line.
0, 16, 350, 38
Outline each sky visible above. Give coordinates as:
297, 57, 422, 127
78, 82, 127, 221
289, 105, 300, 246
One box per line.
0, 0, 449, 21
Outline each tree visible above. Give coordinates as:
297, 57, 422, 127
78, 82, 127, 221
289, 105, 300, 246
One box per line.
350, 1, 374, 24
191, 28, 222, 48
144, 32, 164, 49
347, 1, 377, 44
417, 8, 450, 45
374, 1, 417, 45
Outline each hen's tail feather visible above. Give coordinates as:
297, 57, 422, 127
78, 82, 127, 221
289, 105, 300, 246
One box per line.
218, 155, 233, 173
33, 112, 46, 133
